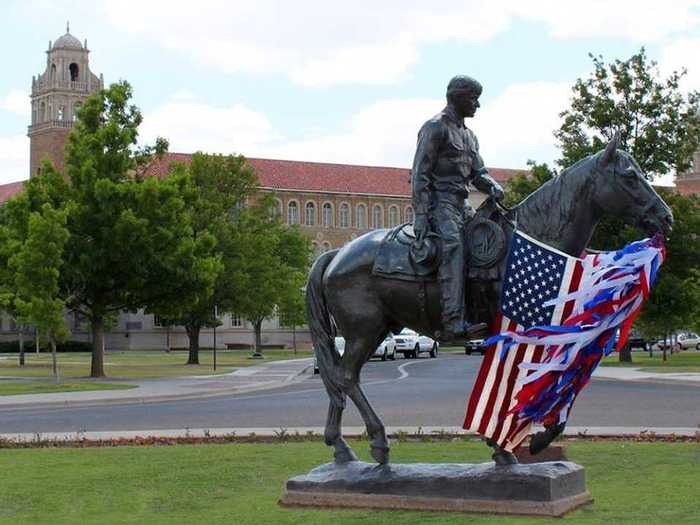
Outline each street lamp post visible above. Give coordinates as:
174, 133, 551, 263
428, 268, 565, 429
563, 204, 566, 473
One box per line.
213, 305, 218, 371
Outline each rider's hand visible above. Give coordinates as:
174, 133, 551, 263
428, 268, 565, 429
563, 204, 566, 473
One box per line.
413, 213, 429, 240
490, 184, 505, 201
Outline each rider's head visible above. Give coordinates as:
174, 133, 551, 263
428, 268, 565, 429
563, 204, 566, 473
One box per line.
446, 76, 482, 118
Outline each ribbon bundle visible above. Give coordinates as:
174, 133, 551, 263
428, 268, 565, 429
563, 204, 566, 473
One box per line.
487, 234, 665, 427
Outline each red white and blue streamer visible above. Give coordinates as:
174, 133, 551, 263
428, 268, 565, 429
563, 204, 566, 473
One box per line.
464, 232, 665, 451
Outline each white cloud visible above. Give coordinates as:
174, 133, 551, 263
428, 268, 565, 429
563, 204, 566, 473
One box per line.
101, 0, 700, 87
1, 90, 30, 116
0, 135, 29, 184
144, 80, 570, 171
140, 95, 278, 155
659, 37, 700, 92
474, 81, 571, 168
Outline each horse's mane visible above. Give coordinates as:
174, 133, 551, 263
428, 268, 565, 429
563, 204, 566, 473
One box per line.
512, 152, 601, 242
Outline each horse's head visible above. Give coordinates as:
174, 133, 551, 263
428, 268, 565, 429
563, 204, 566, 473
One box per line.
592, 134, 673, 237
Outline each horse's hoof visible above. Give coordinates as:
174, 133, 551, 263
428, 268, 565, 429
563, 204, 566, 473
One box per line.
371, 446, 390, 465
529, 423, 566, 455
492, 449, 518, 466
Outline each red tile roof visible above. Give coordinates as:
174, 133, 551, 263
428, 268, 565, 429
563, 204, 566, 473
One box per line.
145, 153, 525, 197
0, 154, 527, 204
0, 180, 25, 204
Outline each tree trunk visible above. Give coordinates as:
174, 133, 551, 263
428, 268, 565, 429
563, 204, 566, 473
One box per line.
253, 319, 263, 356
185, 324, 201, 365
292, 325, 297, 355
18, 325, 25, 367
618, 341, 632, 363
90, 316, 106, 377
50, 335, 59, 384
662, 330, 668, 362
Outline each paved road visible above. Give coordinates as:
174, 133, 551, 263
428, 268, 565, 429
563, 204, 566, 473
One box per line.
1, 355, 698, 433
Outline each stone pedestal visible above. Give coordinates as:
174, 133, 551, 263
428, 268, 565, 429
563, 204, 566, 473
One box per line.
280, 460, 592, 517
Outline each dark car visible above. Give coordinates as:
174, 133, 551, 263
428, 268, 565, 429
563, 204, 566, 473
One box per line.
464, 338, 487, 355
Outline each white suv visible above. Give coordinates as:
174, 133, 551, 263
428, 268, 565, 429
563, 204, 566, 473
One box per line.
393, 328, 439, 359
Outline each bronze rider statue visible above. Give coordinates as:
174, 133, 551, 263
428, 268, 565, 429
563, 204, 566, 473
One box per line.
411, 75, 505, 341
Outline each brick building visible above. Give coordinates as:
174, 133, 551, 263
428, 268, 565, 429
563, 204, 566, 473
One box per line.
674, 150, 700, 196
0, 26, 527, 350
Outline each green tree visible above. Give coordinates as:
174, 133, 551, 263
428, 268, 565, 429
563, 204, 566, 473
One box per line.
11, 204, 70, 382
149, 153, 258, 365
504, 160, 556, 207
3, 82, 210, 378
235, 199, 311, 355
555, 48, 699, 178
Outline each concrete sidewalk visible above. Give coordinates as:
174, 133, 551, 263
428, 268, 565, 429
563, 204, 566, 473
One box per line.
593, 366, 700, 384
0, 357, 314, 409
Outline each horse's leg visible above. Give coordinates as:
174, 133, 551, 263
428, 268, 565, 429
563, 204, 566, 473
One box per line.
343, 335, 391, 464
324, 400, 358, 463
347, 383, 390, 464
486, 439, 518, 466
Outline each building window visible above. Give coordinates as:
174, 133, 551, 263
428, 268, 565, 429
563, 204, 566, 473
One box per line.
372, 205, 384, 229
10, 318, 17, 331
153, 315, 167, 327
272, 199, 282, 220
40, 101, 46, 122
126, 321, 143, 330
73, 312, 86, 331
322, 202, 333, 228
356, 204, 368, 229
339, 202, 350, 228
50, 63, 56, 80
388, 206, 399, 227
287, 201, 299, 225
231, 314, 243, 328
405, 205, 414, 224
305, 202, 316, 226
69, 62, 79, 82
73, 102, 82, 121
57, 106, 65, 121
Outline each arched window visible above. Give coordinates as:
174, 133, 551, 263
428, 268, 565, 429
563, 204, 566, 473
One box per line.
322, 241, 332, 253
405, 205, 414, 224
287, 201, 299, 225
69, 63, 79, 82
356, 204, 368, 229
339, 203, 350, 228
57, 106, 65, 121
40, 101, 46, 122
388, 206, 399, 227
72, 101, 82, 121
50, 64, 56, 80
372, 205, 384, 229
271, 199, 282, 220
322, 202, 333, 228
305, 202, 316, 226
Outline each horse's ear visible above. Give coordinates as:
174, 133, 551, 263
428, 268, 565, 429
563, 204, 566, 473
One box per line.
599, 132, 620, 168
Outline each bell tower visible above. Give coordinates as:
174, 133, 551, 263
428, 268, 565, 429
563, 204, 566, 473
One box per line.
28, 22, 103, 177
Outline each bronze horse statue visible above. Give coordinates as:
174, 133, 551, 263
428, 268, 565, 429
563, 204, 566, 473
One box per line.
306, 135, 673, 465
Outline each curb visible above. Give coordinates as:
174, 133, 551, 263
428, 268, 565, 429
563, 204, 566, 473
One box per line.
0, 425, 696, 443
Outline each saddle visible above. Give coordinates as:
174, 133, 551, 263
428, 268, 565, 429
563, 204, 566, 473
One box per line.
372, 199, 509, 282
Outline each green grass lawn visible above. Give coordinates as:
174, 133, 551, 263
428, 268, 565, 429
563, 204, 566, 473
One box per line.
0, 440, 697, 524
0, 381, 136, 396
0, 349, 313, 380
600, 350, 700, 373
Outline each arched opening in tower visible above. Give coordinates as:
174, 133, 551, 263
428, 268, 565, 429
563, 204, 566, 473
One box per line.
69, 63, 79, 82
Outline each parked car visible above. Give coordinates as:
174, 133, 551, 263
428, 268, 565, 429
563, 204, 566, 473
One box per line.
393, 328, 439, 358
653, 333, 700, 351
372, 334, 396, 361
313, 336, 345, 374
464, 338, 487, 355
626, 330, 650, 351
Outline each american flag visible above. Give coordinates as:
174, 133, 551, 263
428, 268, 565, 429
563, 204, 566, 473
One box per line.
463, 230, 590, 451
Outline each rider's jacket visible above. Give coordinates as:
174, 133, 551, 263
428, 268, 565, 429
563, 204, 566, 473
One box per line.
411, 105, 501, 215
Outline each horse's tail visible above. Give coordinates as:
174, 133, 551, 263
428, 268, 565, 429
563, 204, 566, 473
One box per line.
305, 249, 345, 408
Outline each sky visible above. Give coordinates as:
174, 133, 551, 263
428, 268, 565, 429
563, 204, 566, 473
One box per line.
1, 0, 699, 185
